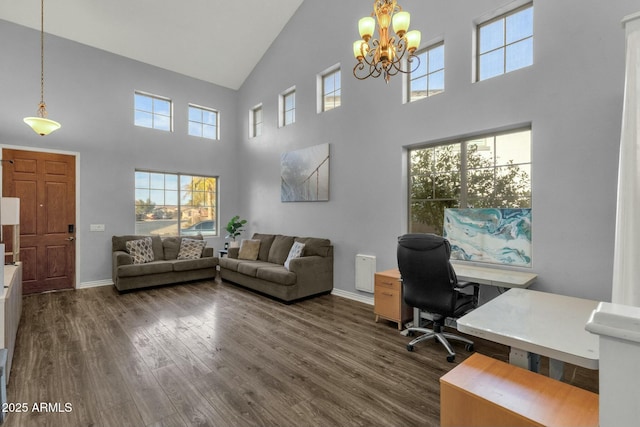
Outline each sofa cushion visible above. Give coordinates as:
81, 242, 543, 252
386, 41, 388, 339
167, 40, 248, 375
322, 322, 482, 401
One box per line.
178, 238, 207, 260
237, 261, 276, 277
171, 257, 218, 272
284, 242, 305, 270
268, 235, 295, 265
294, 237, 332, 257
256, 265, 297, 286
162, 237, 181, 260
252, 233, 276, 261
238, 239, 261, 261
118, 261, 173, 277
126, 238, 155, 264
113, 235, 164, 260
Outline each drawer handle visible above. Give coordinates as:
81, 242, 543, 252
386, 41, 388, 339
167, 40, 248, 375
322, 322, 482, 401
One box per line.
381, 281, 394, 286
382, 292, 394, 297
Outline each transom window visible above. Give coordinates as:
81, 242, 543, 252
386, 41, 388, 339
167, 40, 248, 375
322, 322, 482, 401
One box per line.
477, 4, 533, 81
408, 42, 444, 103
321, 68, 341, 112
250, 104, 263, 138
280, 88, 296, 127
409, 128, 531, 235
135, 171, 218, 236
134, 91, 172, 131
188, 105, 219, 140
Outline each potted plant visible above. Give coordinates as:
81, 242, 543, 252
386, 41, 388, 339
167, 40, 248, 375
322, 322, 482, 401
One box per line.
225, 215, 247, 248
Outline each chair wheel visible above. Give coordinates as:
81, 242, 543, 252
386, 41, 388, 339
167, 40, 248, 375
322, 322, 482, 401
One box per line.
447, 355, 455, 363
407, 344, 414, 352
465, 344, 474, 352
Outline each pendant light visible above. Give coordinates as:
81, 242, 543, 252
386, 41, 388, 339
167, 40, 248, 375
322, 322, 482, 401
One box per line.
23, 0, 61, 136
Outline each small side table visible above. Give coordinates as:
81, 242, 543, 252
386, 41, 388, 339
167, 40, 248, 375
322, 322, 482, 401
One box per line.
218, 249, 228, 258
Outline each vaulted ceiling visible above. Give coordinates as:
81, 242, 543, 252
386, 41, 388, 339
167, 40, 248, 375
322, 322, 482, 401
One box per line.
0, 0, 305, 90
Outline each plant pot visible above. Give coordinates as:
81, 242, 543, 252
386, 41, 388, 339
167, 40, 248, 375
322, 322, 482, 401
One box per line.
229, 241, 240, 249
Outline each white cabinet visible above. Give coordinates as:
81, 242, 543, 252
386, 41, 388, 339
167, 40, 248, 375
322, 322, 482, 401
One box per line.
0, 264, 22, 385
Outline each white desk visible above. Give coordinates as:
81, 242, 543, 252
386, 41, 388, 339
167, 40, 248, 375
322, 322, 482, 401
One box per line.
451, 261, 537, 288
457, 288, 599, 380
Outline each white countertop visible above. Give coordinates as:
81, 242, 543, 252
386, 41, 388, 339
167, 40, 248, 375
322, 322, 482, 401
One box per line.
457, 288, 599, 369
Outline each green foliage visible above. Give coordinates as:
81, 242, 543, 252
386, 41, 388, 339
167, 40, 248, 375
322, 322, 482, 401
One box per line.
410, 143, 531, 235
135, 199, 155, 216
225, 215, 247, 240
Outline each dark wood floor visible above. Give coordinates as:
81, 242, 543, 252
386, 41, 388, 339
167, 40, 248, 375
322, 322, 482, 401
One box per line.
4, 278, 598, 427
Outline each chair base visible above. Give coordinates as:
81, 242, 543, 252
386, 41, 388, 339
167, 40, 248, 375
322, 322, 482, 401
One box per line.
406, 326, 474, 362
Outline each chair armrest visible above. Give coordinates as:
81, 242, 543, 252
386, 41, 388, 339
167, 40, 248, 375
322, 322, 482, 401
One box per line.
228, 247, 239, 259
288, 256, 334, 293
112, 250, 132, 284
456, 281, 478, 289
203, 247, 214, 257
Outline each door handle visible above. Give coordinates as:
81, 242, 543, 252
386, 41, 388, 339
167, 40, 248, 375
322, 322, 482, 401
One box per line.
66, 237, 75, 241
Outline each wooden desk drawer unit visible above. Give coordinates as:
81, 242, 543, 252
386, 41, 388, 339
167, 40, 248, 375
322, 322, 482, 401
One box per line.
440, 353, 598, 427
374, 269, 412, 330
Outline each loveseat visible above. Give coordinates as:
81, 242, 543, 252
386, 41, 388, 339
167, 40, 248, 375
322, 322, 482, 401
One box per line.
112, 234, 218, 291
219, 233, 333, 302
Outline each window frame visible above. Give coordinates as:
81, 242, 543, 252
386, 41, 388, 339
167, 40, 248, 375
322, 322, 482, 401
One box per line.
134, 91, 173, 132
476, 3, 534, 82
318, 65, 341, 113
249, 104, 263, 138
406, 41, 445, 103
135, 170, 219, 237
408, 127, 532, 235
187, 104, 219, 140
279, 87, 296, 128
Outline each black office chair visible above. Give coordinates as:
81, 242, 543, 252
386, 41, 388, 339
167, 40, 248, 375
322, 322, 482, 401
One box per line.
397, 233, 478, 362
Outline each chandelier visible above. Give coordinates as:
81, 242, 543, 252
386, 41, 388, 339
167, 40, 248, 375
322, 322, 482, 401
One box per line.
353, 0, 422, 83
23, 0, 61, 136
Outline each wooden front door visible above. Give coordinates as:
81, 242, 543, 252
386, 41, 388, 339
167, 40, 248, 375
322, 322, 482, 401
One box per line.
2, 149, 76, 294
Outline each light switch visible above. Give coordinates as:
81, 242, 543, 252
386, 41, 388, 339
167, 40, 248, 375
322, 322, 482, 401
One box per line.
90, 224, 106, 232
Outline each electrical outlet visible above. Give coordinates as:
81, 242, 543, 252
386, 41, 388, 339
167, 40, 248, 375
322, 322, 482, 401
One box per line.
90, 224, 106, 232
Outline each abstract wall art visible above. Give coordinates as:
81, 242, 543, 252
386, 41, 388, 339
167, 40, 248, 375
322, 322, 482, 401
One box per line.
443, 208, 532, 267
281, 143, 330, 202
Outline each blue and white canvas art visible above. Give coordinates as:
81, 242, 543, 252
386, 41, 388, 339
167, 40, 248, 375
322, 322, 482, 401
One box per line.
443, 208, 532, 267
281, 143, 330, 202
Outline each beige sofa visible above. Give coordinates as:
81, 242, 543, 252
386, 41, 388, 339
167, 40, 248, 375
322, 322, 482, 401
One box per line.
112, 235, 218, 291
219, 233, 333, 302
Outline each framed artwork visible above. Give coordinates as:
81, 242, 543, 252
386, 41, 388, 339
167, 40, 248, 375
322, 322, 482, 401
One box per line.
281, 143, 330, 202
443, 208, 532, 267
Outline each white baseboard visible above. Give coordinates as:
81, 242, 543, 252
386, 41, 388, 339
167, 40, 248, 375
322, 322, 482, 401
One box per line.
77, 279, 113, 289
331, 288, 374, 305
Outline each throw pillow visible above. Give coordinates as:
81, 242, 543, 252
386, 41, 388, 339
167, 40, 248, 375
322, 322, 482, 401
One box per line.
284, 242, 305, 270
126, 237, 155, 264
238, 239, 261, 261
177, 238, 207, 260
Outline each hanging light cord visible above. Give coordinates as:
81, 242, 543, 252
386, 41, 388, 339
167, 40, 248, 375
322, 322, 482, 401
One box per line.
37, 0, 47, 117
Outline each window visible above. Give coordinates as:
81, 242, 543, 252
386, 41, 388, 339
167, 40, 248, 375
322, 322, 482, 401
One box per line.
477, 4, 533, 81
409, 128, 531, 235
188, 104, 219, 140
135, 171, 218, 237
320, 67, 341, 112
279, 87, 296, 127
134, 91, 172, 131
408, 42, 444, 103
250, 104, 263, 138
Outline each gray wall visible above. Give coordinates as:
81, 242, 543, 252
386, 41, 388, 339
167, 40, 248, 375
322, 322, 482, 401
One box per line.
0, 20, 239, 285
0, 0, 636, 301
236, 0, 638, 302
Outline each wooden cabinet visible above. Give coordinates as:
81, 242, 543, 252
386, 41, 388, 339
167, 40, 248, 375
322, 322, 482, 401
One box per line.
374, 269, 412, 330
440, 353, 598, 427
0, 263, 22, 385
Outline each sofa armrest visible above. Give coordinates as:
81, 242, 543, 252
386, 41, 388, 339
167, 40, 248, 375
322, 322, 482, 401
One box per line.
228, 247, 239, 259
288, 255, 334, 293
203, 247, 214, 257
112, 250, 133, 284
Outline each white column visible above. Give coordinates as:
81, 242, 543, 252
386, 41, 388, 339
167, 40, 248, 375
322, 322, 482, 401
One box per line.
612, 12, 640, 306
586, 302, 640, 427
